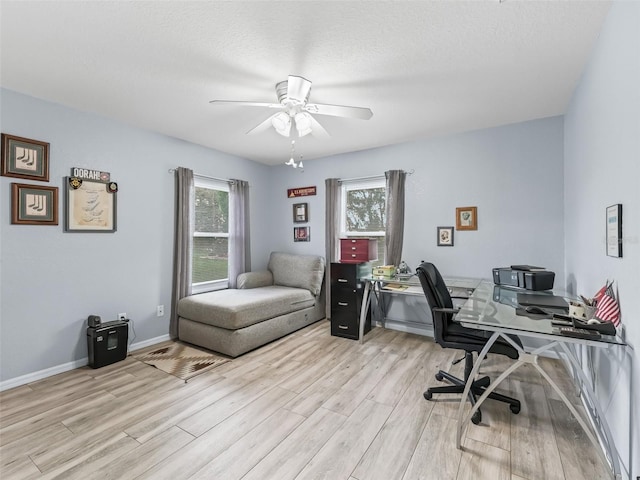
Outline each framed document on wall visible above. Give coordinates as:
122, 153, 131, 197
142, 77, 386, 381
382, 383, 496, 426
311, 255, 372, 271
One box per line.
606, 204, 622, 257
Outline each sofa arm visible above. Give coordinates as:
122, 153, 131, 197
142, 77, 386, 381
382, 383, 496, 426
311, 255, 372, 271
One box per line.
237, 270, 274, 289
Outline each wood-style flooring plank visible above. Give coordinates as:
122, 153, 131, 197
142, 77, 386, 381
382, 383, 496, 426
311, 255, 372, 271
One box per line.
81, 426, 195, 480
547, 398, 611, 480
283, 347, 379, 417
242, 407, 347, 480
509, 380, 565, 480
0, 423, 73, 470
137, 386, 297, 480
0, 323, 613, 480
321, 351, 399, 416
351, 364, 433, 480
124, 375, 244, 443
402, 412, 463, 480
0, 390, 117, 447
188, 408, 306, 479
457, 437, 510, 480
294, 399, 393, 480
38, 433, 140, 480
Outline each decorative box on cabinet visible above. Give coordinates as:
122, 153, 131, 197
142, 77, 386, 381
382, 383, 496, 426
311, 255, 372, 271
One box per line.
339, 238, 378, 264
330, 262, 372, 340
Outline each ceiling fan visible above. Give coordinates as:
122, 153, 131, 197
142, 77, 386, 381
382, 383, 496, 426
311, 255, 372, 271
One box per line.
209, 75, 373, 139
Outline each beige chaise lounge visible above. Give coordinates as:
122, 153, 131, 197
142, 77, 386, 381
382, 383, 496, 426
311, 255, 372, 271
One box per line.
177, 252, 326, 357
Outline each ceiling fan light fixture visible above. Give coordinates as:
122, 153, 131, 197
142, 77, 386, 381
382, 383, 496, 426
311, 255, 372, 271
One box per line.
294, 112, 313, 137
272, 112, 291, 137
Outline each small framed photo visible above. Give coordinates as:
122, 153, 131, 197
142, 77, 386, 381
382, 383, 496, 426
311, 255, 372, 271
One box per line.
293, 202, 308, 223
456, 206, 477, 231
11, 183, 58, 225
1, 134, 50, 182
606, 204, 622, 258
65, 177, 117, 233
437, 226, 454, 246
294, 226, 310, 242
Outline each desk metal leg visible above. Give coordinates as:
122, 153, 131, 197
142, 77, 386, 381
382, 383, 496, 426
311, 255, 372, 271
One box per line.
359, 280, 372, 344
558, 342, 621, 478
456, 336, 620, 479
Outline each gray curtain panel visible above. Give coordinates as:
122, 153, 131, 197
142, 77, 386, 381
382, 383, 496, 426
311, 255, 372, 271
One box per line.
325, 178, 341, 318
170, 167, 194, 339
384, 170, 406, 266
228, 179, 251, 288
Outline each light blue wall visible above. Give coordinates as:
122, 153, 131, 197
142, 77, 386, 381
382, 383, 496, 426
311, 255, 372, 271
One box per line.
271, 116, 565, 285
564, 2, 640, 477
0, 88, 565, 385
0, 88, 273, 382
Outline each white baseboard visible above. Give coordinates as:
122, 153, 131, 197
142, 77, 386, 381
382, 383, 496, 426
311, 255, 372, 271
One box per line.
129, 334, 171, 353
0, 334, 172, 392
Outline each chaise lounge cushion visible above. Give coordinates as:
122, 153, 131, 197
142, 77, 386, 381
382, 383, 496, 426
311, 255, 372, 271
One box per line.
177, 285, 315, 330
268, 252, 324, 295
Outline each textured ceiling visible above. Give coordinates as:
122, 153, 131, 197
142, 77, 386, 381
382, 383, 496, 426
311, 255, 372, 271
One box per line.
0, 1, 611, 165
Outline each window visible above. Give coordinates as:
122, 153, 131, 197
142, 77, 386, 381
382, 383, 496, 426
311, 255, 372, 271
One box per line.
192, 177, 229, 293
340, 178, 386, 264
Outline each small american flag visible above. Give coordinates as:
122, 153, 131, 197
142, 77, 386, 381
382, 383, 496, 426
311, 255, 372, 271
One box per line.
595, 282, 621, 327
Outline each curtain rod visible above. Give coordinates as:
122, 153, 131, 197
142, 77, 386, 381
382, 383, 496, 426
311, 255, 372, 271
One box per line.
168, 168, 234, 184
338, 169, 414, 184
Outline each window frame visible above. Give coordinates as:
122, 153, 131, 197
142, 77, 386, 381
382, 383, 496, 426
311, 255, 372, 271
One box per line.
339, 177, 386, 264
192, 176, 230, 294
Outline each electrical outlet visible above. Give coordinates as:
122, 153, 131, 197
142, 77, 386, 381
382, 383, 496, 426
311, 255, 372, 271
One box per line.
157, 305, 164, 317
118, 312, 127, 321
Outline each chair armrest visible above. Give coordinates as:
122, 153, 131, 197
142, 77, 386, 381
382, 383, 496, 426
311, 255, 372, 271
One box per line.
237, 270, 274, 289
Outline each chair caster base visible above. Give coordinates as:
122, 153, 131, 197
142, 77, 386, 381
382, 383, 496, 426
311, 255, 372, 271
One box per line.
471, 410, 482, 425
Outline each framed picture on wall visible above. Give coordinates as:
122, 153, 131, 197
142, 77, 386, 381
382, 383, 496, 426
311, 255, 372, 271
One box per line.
456, 206, 477, 231
293, 202, 308, 223
437, 226, 454, 246
11, 183, 58, 225
64, 177, 117, 233
294, 226, 310, 242
1, 133, 50, 182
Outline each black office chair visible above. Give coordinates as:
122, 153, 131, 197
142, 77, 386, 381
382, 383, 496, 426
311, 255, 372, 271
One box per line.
416, 262, 521, 424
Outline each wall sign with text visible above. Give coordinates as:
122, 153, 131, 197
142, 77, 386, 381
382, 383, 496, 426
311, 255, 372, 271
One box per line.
287, 186, 316, 198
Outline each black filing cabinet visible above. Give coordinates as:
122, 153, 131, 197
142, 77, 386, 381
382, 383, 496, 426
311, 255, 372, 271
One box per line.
330, 262, 372, 340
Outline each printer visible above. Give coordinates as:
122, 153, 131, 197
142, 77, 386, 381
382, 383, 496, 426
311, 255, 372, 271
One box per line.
492, 265, 555, 291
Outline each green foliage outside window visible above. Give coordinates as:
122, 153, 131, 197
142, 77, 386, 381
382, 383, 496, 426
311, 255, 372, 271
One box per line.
345, 187, 385, 232
193, 186, 229, 284
195, 187, 228, 233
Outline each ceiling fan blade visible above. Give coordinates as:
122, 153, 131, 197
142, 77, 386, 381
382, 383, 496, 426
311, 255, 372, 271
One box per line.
246, 114, 278, 135
307, 115, 330, 139
210, 100, 283, 109
304, 103, 373, 120
287, 75, 312, 104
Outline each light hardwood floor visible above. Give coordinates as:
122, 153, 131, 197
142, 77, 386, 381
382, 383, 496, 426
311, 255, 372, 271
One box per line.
0, 321, 611, 480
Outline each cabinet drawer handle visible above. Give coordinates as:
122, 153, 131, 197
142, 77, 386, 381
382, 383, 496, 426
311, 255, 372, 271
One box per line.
337, 278, 348, 283
351, 240, 356, 243
338, 325, 349, 329
351, 254, 357, 257
351, 247, 357, 250
338, 302, 349, 306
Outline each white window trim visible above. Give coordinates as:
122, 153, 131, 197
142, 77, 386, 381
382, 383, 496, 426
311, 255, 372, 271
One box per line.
192, 176, 230, 293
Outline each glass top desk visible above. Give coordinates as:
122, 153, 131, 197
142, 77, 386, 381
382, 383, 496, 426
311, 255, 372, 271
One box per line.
455, 280, 626, 479
358, 274, 479, 344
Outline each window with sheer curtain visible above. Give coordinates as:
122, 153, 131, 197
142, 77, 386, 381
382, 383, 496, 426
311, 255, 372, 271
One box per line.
192, 176, 229, 293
